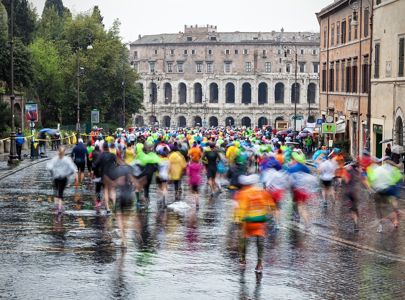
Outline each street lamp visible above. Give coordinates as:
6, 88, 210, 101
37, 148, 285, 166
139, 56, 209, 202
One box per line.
148, 71, 163, 126
8, 0, 18, 165
75, 29, 93, 137
283, 44, 298, 136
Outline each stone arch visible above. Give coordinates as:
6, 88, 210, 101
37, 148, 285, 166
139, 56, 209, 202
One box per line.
209, 82, 219, 103
241, 116, 251, 127
163, 116, 171, 128
275, 82, 284, 103
194, 116, 202, 126
225, 82, 235, 103
291, 82, 300, 104
149, 115, 157, 125
178, 83, 187, 104
225, 117, 235, 126
135, 115, 144, 127
307, 83, 316, 104
209, 116, 218, 127
242, 82, 251, 104
258, 117, 268, 128
194, 82, 202, 103
258, 82, 268, 105
150, 82, 157, 103
164, 83, 172, 104
178, 116, 187, 127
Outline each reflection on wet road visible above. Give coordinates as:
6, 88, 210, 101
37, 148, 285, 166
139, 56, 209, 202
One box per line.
0, 159, 404, 299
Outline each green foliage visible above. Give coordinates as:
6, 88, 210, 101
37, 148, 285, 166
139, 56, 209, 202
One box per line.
43, 0, 64, 17
0, 2, 8, 42
0, 98, 11, 134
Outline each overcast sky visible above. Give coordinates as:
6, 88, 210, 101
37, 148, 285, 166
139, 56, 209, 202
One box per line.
30, 0, 332, 42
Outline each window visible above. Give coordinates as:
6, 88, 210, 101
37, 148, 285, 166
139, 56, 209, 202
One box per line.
331, 24, 335, 46
341, 60, 345, 91
245, 62, 252, 72
399, 37, 405, 77
291, 83, 300, 104
307, 83, 316, 104
191, 49, 196, 55
336, 21, 341, 45
278, 49, 282, 55
187, 36, 192, 41
210, 36, 217, 41
346, 62, 351, 92
196, 62, 203, 73
287, 49, 291, 55
354, 15, 358, 39
132, 62, 139, 72
335, 62, 340, 92
235, 49, 239, 55
225, 82, 235, 103
323, 27, 327, 48
208, 49, 212, 55
300, 49, 304, 55
322, 63, 327, 92
364, 8, 369, 38
374, 43, 380, 78
242, 82, 252, 104
352, 59, 358, 93
167, 62, 173, 73
341, 20, 347, 44
313, 62, 319, 73
348, 16, 352, 42
286, 64, 291, 73
299, 62, 305, 73
376, 0, 382, 4
396, 117, 403, 145
279, 57, 282, 63
154, 49, 158, 55
224, 62, 232, 73
265, 62, 272, 73
183, 49, 188, 55
263, 49, 267, 57
170, 49, 174, 55
149, 62, 155, 73
243, 49, 248, 55
207, 62, 213, 73
362, 55, 370, 93
177, 62, 184, 73
329, 63, 334, 92
133, 51, 138, 59
312, 49, 318, 55
225, 49, 230, 55
275, 82, 285, 103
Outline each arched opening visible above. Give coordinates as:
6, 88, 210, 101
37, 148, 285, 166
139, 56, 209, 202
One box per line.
194, 116, 202, 127
135, 116, 144, 127
258, 82, 268, 105
209, 116, 218, 127
209, 83, 218, 103
241, 117, 251, 128
307, 83, 316, 104
275, 82, 284, 104
395, 117, 403, 145
242, 82, 251, 104
275, 116, 284, 129
178, 83, 187, 104
150, 82, 157, 103
225, 82, 235, 103
149, 115, 157, 125
225, 117, 235, 127
163, 116, 171, 128
194, 82, 202, 103
178, 116, 187, 127
291, 83, 300, 104
164, 83, 172, 104
258, 117, 268, 128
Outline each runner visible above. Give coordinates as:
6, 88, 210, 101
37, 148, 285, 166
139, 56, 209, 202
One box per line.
46, 146, 77, 214
202, 143, 221, 197
71, 138, 87, 188
187, 158, 203, 209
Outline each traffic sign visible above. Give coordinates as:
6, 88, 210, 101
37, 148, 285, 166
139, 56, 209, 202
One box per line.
322, 123, 336, 134
91, 109, 99, 124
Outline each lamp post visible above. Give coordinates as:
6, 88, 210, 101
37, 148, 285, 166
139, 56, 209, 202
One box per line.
75, 30, 93, 137
122, 80, 126, 128
148, 71, 163, 126
8, 0, 18, 165
283, 44, 298, 137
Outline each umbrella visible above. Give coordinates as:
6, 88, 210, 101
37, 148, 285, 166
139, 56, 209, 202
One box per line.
392, 145, 405, 154
276, 130, 288, 136
39, 128, 58, 135
287, 133, 294, 137
379, 138, 393, 144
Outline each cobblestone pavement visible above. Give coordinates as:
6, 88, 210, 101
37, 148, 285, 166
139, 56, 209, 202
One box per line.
0, 157, 404, 299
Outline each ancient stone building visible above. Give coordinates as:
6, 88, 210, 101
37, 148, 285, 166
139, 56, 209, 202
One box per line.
130, 25, 320, 129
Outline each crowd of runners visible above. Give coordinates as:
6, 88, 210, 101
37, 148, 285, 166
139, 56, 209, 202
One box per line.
45, 126, 403, 273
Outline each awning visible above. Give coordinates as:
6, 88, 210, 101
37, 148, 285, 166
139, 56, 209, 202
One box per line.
336, 120, 346, 134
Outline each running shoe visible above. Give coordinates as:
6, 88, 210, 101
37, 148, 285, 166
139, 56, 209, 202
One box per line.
255, 263, 263, 273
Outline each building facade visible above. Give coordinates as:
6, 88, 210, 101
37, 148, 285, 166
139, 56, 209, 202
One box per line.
130, 25, 320, 129
370, 0, 405, 158
317, 0, 372, 157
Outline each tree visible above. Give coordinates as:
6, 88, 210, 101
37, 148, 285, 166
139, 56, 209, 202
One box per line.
43, 0, 64, 17
91, 5, 103, 26
0, 2, 7, 41
0, 98, 11, 134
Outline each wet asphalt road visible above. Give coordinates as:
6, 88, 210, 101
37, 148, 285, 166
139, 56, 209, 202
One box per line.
0, 157, 404, 300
